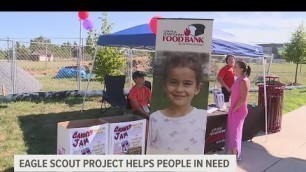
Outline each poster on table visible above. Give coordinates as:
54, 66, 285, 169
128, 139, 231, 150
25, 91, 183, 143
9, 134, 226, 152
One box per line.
147, 18, 213, 154
57, 119, 109, 155
108, 119, 146, 155
57, 115, 147, 155
102, 114, 147, 155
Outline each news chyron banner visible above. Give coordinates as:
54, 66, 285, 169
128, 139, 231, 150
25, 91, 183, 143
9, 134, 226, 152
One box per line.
14, 155, 237, 171
148, 18, 213, 155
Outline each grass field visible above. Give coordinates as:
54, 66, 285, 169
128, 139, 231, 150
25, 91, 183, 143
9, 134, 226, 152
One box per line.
15, 60, 104, 91
214, 62, 306, 87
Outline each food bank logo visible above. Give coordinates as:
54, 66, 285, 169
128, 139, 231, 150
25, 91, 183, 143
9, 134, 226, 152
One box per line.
162, 24, 206, 44
184, 24, 205, 37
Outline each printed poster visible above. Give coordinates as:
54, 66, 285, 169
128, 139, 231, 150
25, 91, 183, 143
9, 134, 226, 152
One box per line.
68, 124, 109, 155
109, 119, 146, 155
147, 18, 213, 154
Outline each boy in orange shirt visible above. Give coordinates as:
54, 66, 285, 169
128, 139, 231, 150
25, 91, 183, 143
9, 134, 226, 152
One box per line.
128, 71, 152, 119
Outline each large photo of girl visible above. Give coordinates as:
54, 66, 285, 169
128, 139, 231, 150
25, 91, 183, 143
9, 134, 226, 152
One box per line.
146, 50, 210, 154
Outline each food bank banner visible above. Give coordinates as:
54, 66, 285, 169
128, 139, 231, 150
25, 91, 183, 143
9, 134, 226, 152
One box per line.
148, 18, 213, 154
156, 19, 213, 53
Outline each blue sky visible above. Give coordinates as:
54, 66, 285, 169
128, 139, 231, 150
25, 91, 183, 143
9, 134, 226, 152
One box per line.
0, 12, 305, 46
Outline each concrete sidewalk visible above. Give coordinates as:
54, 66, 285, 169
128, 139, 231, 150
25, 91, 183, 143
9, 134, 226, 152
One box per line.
236, 106, 306, 172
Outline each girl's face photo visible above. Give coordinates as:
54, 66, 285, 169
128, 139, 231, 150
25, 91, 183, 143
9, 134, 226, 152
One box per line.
164, 67, 201, 108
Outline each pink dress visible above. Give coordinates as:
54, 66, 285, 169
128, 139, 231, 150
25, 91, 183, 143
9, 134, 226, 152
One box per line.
225, 75, 250, 159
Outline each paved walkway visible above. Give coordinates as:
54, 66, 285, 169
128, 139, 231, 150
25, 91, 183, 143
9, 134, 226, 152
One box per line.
235, 106, 306, 172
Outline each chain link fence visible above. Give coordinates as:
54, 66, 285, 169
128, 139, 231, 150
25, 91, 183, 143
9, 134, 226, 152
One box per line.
0, 40, 120, 95
0, 39, 295, 97
0, 40, 14, 95
0, 39, 157, 96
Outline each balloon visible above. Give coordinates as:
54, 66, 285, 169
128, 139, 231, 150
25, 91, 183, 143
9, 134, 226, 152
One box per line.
149, 16, 161, 35
78, 11, 89, 20
82, 19, 94, 30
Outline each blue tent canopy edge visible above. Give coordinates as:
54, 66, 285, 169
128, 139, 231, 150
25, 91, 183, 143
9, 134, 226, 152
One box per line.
97, 23, 263, 58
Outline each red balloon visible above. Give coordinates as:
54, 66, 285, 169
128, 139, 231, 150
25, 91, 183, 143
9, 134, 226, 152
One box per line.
149, 16, 161, 35
78, 11, 89, 20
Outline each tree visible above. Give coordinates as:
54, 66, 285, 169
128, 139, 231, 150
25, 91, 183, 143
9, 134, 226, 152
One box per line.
30, 36, 51, 44
29, 36, 51, 52
0, 50, 6, 59
92, 12, 126, 83
94, 47, 126, 83
85, 29, 97, 56
61, 41, 74, 58
281, 22, 306, 84
16, 42, 31, 60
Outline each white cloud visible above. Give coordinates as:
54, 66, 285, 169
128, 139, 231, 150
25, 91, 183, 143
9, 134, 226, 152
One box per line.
216, 13, 304, 31
225, 28, 292, 44
214, 12, 306, 43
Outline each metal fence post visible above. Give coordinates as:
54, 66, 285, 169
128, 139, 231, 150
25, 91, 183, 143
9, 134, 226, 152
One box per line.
11, 40, 17, 94
128, 49, 133, 89
77, 21, 82, 91
45, 43, 48, 69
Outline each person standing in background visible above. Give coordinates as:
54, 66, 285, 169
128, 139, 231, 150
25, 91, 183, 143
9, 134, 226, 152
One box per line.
217, 55, 236, 102
225, 60, 251, 161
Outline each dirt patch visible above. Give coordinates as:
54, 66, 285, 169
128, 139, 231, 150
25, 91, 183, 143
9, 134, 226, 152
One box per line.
0, 134, 5, 142
26, 68, 59, 77
2, 149, 14, 157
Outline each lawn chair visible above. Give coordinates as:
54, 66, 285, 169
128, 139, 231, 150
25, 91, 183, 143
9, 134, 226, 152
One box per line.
101, 75, 127, 114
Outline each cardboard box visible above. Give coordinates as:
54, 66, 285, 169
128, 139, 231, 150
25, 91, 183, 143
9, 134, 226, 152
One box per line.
57, 118, 109, 155
101, 114, 147, 155
57, 114, 146, 155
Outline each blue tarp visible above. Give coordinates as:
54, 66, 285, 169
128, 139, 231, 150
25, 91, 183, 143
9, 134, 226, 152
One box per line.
97, 23, 263, 58
55, 66, 94, 79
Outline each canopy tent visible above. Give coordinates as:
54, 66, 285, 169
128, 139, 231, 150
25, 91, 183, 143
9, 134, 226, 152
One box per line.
97, 23, 264, 57
83, 22, 269, 143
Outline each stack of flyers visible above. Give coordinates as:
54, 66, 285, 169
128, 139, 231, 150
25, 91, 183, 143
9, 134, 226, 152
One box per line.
216, 93, 225, 109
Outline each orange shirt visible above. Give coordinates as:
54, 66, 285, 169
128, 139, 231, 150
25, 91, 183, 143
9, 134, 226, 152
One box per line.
218, 65, 235, 88
128, 85, 152, 111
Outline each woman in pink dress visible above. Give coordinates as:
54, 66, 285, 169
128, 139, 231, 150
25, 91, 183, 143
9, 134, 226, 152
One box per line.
225, 60, 251, 160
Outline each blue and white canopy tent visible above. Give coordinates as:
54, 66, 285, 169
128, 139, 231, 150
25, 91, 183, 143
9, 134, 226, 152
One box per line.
97, 23, 263, 57
97, 23, 264, 89
83, 23, 269, 141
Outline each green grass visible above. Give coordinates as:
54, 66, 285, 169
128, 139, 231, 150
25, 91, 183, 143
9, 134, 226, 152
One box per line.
210, 62, 306, 87
17, 60, 76, 72
283, 88, 306, 113
38, 75, 103, 91
0, 97, 124, 171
